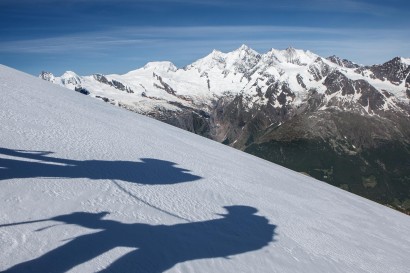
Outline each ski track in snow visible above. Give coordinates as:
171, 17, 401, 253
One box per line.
1, 64, 410, 273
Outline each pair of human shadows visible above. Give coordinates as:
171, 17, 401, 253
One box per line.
0, 147, 201, 185
2, 206, 276, 273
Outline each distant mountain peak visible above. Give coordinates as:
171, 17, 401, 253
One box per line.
326, 55, 360, 68
234, 44, 257, 53
231, 44, 260, 57
263, 47, 317, 65
238, 44, 250, 50
61, 70, 80, 77
39, 71, 55, 83
209, 49, 225, 59
185, 49, 227, 72
57, 71, 82, 87
143, 61, 178, 72
401, 57, 410, 65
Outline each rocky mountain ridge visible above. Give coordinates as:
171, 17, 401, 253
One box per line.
40, 45, 410, 213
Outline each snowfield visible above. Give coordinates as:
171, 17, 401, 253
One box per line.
1, 64, 409, 273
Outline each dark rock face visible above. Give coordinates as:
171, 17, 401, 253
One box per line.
355, 80, 385, 111
93, 74, 110, 84
327, 55, 360, 68
39, 71, 55, 82
153, 73, 176, 95
308, 58, 332, 81
356, 57, 410, 85
324, 71, 355, 95
93, 74, 134, 93
265, 82, 295, 105
61, 75, 81, 86
95, 96, 111, 103
208, 86, 297, 149
147, 106, 212, 138
74, 86, 90, 95
296, 74, 307, 89
322, 73, 389, 113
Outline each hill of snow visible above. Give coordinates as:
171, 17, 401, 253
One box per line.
1, 64, 410, 272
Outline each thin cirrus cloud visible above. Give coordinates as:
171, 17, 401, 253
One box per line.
0, 25, 406, 51
0, 36, 160, 54
0, 25, 407, 67
282, 0, 398, 15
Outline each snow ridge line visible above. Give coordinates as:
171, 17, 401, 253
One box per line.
111, 179, 192, 223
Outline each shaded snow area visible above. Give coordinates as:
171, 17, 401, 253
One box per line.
1, 64, 410, 272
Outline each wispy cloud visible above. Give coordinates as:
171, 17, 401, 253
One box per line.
282, 0, 398, 15
0, 36, 160, 53
1, 25, 408, 65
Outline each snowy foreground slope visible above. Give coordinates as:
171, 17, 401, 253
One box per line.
1, 64, 409, 273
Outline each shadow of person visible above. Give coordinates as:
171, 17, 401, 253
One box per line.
2, 206, 276, 273
0, 147, 201, 185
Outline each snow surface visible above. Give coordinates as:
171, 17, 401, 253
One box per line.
401, 57, 410, 66
1, 64, 410, 273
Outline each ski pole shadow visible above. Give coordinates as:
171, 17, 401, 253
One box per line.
0, 147, 201, 185
2, 206, 276, 273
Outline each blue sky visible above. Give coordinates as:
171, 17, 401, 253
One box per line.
1, 0, 409, 75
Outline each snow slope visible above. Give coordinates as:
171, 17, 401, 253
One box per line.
1, 64, 410, 273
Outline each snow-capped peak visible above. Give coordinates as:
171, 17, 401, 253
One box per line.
186, 45, 261, 74
185, 50, 227, 73
59, 71, 81, 87
61, 70, 79, 77
401, 57, 410, 66
233, 44, 259, 55
224, 45, 261, 73
263, 47, 318, 66
237, 44, 250, 51
143, 61, 178, 72
211, 49, 224, 55
38, 71, 55, 83
39, 46, 409, 118
326, 55, 360, 68
283, 47, 300, 64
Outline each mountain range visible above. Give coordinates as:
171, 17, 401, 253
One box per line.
39, 45, 410, 214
